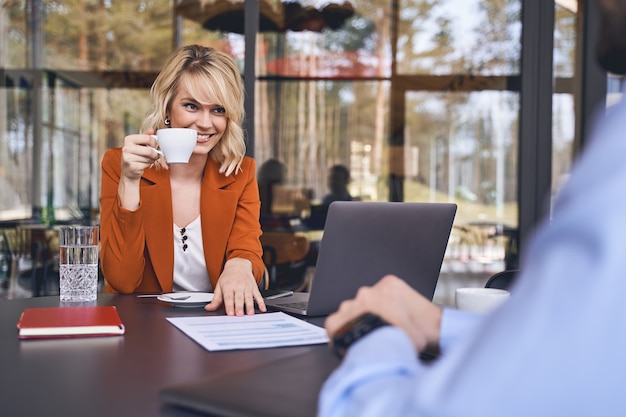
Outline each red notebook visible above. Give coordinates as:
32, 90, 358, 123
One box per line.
17, 306, 126, 339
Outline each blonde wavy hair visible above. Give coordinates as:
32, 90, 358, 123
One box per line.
141, 45, 246, 176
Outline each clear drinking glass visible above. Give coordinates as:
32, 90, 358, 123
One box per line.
58, 226, 99, 302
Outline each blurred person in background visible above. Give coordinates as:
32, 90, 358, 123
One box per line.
322, 164, 354, 206
257, 158, 287, 229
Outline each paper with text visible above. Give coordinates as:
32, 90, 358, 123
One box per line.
166, 312, 329, 351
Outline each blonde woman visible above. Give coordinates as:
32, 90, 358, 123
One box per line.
100, 44, 266, 316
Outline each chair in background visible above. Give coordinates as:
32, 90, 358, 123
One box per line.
30, 240, 60, 296
485, 269, 519, 290
260, 231, 314, 291
8, 226, 60, 297
0, 226, 55, 297
0, 230, 13, 292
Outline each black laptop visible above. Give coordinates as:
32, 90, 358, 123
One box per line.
264, 201, 457, 316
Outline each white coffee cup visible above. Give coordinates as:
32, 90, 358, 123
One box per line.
152, 128, 197, 163
455, 287, 510, 314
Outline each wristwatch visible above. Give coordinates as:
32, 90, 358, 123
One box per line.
331, 313, 389, 358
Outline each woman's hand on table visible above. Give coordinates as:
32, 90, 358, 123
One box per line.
205, 258, 267, 316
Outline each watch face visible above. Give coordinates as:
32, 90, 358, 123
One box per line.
331, 313, 389, 358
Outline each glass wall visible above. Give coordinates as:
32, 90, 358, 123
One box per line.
1, 72, 33, 220
404, 90, 519, 223
254, 79, 391, 203
248, 0, 522, 209
250, 0, 393, 204
552, 1, 577, 204
0, 0, 595, 301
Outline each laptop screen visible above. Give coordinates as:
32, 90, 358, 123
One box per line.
267, 201, 457, 316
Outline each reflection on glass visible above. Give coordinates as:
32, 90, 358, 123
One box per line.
551, 3, 577, 210
552, 93, 574, 199
255, 80, 390, 203
258, 1, 391, 78
397, 0, 521, 76
3, 2, 28, 68
2, 0, 230, 71
404, 90, 518, 225
1, 83, 32, 220
554, 1, 577, 78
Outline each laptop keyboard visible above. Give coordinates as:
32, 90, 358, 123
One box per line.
276, 301, 308, 310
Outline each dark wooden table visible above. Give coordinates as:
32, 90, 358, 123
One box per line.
0, 294, 330, 416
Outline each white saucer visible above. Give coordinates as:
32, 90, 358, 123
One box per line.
157, 292, 214, 308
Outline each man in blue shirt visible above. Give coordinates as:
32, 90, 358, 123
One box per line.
318, 1, 626, 416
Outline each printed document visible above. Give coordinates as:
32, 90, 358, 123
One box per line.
166, 312, 329, 351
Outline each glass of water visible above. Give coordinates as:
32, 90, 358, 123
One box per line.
58, 226, 99, 302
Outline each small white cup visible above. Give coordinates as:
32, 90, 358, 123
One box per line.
152, 128, 197, 163
455, 287, 510, 314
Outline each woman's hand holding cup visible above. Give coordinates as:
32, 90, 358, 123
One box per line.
120, 129, 160, 181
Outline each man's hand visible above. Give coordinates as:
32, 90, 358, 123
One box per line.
324, 274, 442, 353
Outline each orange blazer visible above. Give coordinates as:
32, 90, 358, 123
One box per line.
99, 148, 264, 293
